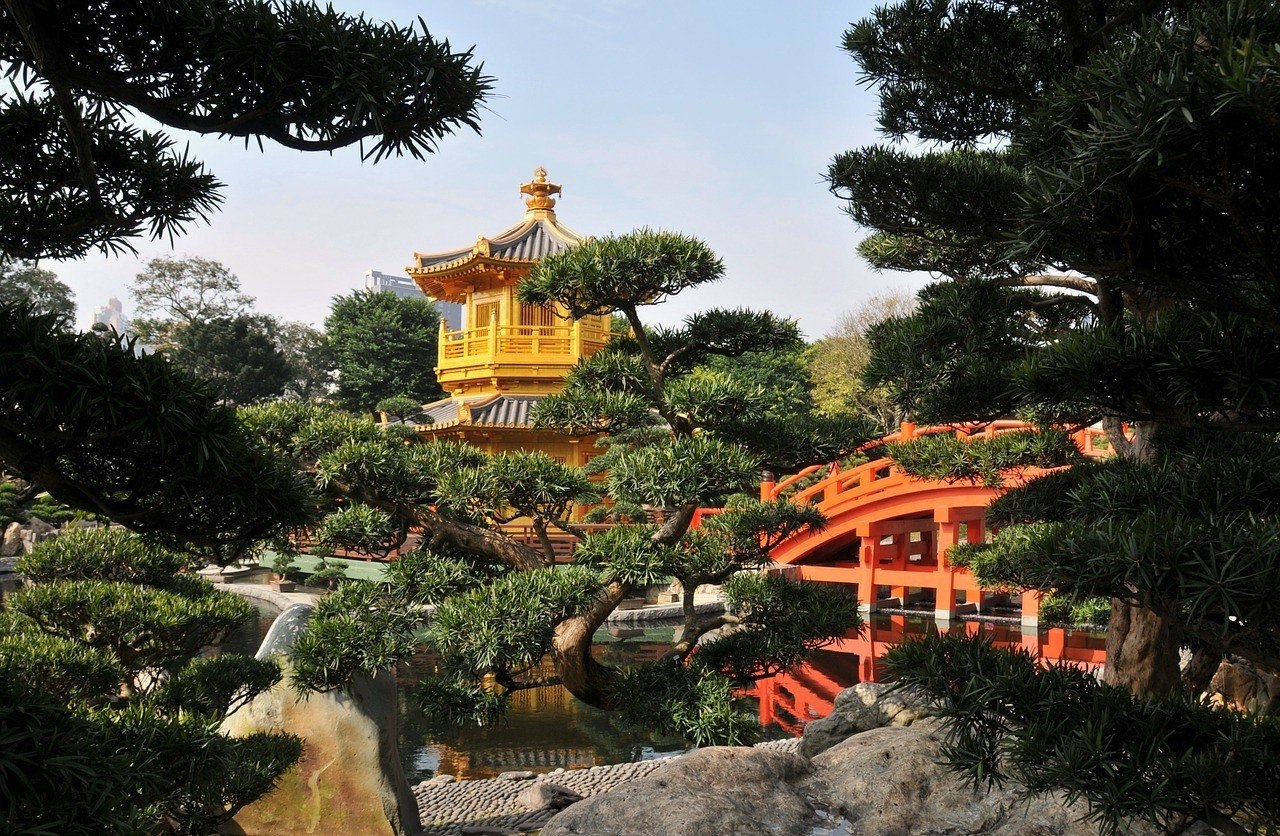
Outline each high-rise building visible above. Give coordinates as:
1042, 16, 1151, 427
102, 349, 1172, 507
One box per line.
91, 296, 129, 333
363, 269, 463, 329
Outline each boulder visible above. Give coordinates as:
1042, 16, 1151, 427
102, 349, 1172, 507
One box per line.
219, 604, 421, 836
799, 681, 934, 757
516, 782, 582, 812
1208, 659, 1280, 715
0, 522, 22, 557
542, 747, 815, 836
803, 718, 1135, 834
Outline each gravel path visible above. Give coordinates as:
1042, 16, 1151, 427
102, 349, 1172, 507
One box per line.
415, 737, 803, 835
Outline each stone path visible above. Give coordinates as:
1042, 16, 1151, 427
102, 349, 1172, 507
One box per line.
415, 737, 801, 835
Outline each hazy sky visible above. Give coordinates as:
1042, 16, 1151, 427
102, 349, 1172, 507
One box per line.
51, 1, 924, 338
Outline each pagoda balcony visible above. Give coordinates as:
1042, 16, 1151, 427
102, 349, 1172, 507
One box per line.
436, 321, 610, 391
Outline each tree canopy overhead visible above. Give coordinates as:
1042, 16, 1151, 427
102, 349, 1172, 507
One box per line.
834, 1, 1280, 830
0, 0, 492, 261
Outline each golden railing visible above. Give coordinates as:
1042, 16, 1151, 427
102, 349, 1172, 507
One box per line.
438, 322, 609, 362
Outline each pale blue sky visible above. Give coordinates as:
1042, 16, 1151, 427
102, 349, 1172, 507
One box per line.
52, 1, 921, 337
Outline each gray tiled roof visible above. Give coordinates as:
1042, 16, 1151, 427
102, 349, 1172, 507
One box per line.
412, 394, 544, 429
469, 395, 542, 427
414, 215, 582, 273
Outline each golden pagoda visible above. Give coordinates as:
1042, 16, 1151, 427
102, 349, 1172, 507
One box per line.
404, 168, 611, 466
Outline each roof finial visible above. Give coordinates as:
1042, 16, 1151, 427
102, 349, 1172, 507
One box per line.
520, 166, 561, 214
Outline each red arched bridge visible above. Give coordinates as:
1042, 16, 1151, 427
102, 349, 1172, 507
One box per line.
760, 421, 1110, 626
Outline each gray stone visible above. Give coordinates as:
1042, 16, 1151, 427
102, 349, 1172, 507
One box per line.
515, 782, 582, 812
799, 681, 934, 757
498, 770, 536, 781
804, 719, 1160, 835
541, 747, 815, 836
1, 522, 24, 557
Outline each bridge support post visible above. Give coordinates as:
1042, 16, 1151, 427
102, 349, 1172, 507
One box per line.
934, 519, 960, 623
1020, 589, 1041, 629
856, 535, 876, 617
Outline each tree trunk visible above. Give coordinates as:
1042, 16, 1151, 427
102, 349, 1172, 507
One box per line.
1103, 599, 1182, 696
1100, 419, 1185, 696
1181, 644, 1223, 697
550, 580, 631, 708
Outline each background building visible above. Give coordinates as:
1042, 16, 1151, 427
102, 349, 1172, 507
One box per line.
91, 296, 129, 333
363, 269, 463, 329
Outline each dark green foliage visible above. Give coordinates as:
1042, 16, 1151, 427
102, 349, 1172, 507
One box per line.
14, 580, 254, 673
326, 290, 444, 415
436, 450, 600, 527
168, 314, 294, 405
0, 614, 124, 705
18, 527, 187, 586
0, 680, 155, 835
289, 581, 417, 692
427, 568, 603, 676
148, 655, 283, 719
698, 573, 860, 681
520, 229, 725, 317
606, 435, 758, 508
2, 527, 300, 831
377, 395, 426, 423
1039, 593, 1110, 627
0, 302, 314, 557
572, 525, 679, 586
304, 559, 350, 590
884, 429, 1084, 487
417, 678, 509, 727
314, 504, 399, 558
1, 0, 490, 261
382, 546, 498, 607
886, 634, 1280, 834
614, 661, 760, 747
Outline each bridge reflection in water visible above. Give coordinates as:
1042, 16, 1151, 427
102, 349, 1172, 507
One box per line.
748, 613, 1107, 738
394, 616, 1105, 780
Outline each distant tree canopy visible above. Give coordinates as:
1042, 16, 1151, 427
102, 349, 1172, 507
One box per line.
168, 314, 294, 405
807, 291, 916, 428
326, 290, 444, 415
0, 260, 75, 327
130, 256, 252, 342
0, 0, 491, 262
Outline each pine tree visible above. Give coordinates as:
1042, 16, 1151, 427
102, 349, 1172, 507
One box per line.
832, 1, 1280, 830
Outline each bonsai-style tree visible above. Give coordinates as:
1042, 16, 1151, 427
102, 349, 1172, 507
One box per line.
832, 0, 1280, 830
251, 230, 876, 744
2, 528, 301, 833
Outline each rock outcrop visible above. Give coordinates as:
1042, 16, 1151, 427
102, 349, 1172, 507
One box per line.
220, 603, 422, 836
542, 747, 816, 836
542, 682, 1171, 836
798, 681, 934, 757
1, 522, 23, 557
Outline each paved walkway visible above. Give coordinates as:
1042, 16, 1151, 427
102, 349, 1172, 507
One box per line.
415, 738, 801, 835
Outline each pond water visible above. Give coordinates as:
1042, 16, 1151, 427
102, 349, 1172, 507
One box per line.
223, 604, 1107, 784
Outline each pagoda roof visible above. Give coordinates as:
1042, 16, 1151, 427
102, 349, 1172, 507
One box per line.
411, 393, 544, 430
411, 213, 582, 275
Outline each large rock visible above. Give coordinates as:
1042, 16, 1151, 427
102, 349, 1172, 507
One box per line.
1208, 659, 1280, 715
799, 681, 934, 757
803, 718, 1134, 835
219, 604, 421, 835
542, 747, 816, 836
1, 522, 24, 557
